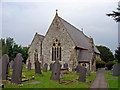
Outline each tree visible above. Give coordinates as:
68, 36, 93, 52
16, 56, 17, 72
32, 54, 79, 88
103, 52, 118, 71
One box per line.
6, 37, 15, 60
96, 46, 114, 63
22, 47, 29, 64
107, 5, 120, 22
115, 46, 120, 63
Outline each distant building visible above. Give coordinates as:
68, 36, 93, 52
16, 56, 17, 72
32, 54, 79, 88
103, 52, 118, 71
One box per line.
26, 11, 101, 72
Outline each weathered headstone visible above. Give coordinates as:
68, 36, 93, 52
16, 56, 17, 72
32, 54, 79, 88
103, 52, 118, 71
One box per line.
50, 59, 61, 82
49, 63, 53, 71
86, 69, 91, 76
11, 53, 23, 84
0, 57, 2, 83
60, 74, 65, 79
76, 64, 80, 73
113, 64, 120, 76
2, 54, 9, 81
64, 63, 68, 69
43, 63, 48, 72
35, 60, 42, 74
78, 65, 87, 82
10, 60, 14, 69
28, 60, 31, 71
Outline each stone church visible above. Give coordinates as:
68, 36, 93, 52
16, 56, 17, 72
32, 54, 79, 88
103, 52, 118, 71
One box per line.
26, 11, 101, 72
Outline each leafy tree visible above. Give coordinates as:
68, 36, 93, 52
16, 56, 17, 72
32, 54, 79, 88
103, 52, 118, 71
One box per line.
115, 46, 120, 63
96, 60, 106, 69
107, 5, 120, 22
22, 47, 29, 64
6, 37, 15, 61
96, 46, 114, 63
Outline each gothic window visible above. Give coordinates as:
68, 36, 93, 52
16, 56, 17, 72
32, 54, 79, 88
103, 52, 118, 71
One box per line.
52, 39, 62, 61
34, 49, 38, 62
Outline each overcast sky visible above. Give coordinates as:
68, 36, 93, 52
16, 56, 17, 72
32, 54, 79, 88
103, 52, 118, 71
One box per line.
1, 0, 119, 53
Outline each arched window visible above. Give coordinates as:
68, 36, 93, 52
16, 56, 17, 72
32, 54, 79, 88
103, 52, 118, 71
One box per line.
34, 49, 38, 62
52, 39, 62, 61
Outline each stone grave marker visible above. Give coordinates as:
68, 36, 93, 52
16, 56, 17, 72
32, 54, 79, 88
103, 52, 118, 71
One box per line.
2, 54, 9, 81
43, 63, 48, 72
0, 57, 2, 83
78, 65, 87, 82
11, 53, 23, 84
113, 64, 120, 76
35, 60, 42, 74
86, 69, 91, 76
49, 63, 53, 71
28, 60, 31, 71
64, 63, 68, 69
50, 59, 61, 82
10, 60, 14, 69
76, 64, 81, 73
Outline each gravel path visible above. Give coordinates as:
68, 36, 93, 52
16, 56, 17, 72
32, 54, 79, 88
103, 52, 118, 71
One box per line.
90, 68, 109, 89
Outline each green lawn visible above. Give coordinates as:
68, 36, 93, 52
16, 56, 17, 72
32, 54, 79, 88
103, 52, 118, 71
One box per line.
4, 67, 97, 88
105, 72, 119, 88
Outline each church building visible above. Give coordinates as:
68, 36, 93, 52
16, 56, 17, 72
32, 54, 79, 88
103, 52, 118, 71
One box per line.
26, 11, 101, 72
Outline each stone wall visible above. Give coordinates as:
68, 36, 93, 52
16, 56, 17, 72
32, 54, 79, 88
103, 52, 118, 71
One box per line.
42, 16, 76, 71
26, 34, 42, 69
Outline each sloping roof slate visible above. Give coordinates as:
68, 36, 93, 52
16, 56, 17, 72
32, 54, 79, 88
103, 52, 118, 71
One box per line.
59, 17, 90, 49
59, 16, 100, 54
78, 51, 91, 62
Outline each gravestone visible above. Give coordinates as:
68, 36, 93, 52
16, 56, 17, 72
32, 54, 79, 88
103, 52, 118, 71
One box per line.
86, 70, 91, 76
76, 64, 81, 73
50, 59, 61, 82
64, 63, 68, 69
35, 60, 42, 74
78, 66, 87, 82
2, 54, 9, 81
10, 60, 14, 69
49, 63, 53, 71
0, 57, 2, 83
28, 60, 31, 71
11, 53, 23, 84
113, 64, 120, 76
60, 74, 65, 79
43, 63, 48, 72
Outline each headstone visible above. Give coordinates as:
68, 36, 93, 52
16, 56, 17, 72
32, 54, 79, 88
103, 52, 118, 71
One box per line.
43, 63, 48, 72
2, 54, 9, 81
64, 63, 68, 69
60, 74, 65, 79
50, 59, 61, 82
86, 70, 91, 76
28, 60, 31, 71
76, 64, 80, 73
35, 60, 42, 74
10, 60, 14, 69
11, 53, 23, 84
113, 64, 120, 76
49, 63, 53, 71
78, 65, 87, 82
0, 57, 2, 83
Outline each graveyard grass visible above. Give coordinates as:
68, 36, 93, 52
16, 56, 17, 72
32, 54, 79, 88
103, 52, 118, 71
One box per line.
5, 65, 97, 88
105, 72, 119, 88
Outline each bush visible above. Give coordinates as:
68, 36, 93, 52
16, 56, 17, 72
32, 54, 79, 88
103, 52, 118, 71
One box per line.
106, 61, 115, 70
96, 60, 106, 69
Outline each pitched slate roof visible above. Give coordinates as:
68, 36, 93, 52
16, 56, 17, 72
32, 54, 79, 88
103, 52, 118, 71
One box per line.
78, 51, 91, 62
59, 17, 89, 49
59, 16, 100, 54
